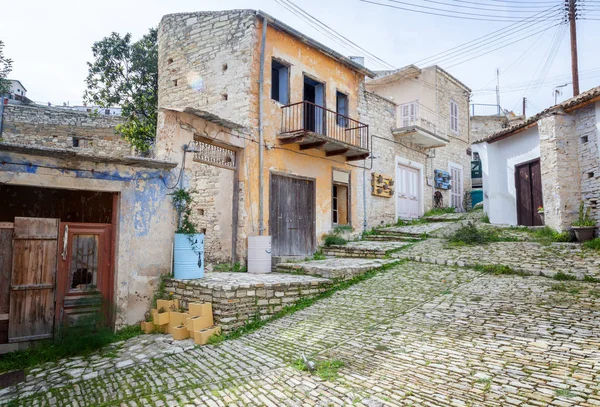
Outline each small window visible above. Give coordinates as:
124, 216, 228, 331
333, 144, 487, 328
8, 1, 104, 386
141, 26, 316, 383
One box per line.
336, 92, 349, 127
332, 170, 350, 225
271, 59, 289, 104
105, 109, 110, 115
450, 100, 459, 133
581, 136, 589, 143
72, 137, 80, 148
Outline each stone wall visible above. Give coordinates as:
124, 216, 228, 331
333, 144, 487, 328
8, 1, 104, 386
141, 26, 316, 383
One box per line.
430, 68, 472, 210
356, 86, 428, 228
1, 104, 130, 157
576, 104, 599, 227
471, 116, 508, 143
158, 10, 258, 130
164, 274, 332, 332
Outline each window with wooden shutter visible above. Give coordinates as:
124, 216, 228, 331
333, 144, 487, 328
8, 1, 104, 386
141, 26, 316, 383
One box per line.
400, 102, 418, 127
450, 100, 459, 133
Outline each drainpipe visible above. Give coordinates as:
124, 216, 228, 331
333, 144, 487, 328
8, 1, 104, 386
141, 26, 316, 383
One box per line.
257, 15, 268, 235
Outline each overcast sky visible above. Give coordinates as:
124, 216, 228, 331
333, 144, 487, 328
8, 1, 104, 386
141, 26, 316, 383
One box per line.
2, 0, 599, 116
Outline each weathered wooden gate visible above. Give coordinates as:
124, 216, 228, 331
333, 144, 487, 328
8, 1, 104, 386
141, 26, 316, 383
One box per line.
269, 174, 316, 257
8, 218, 59, 343
515, 159, 543, 226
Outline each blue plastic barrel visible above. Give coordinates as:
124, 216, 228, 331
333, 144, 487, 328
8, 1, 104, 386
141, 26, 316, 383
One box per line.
470, 189, 483, 206
173, 233, 204, 279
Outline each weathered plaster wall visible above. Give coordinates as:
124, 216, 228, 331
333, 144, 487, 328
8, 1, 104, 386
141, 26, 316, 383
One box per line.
356, 86, 429, 228
0, 151, 176, 327
482, 126, 540, 226
1, 104, 129, 157
156, 110, 248, 264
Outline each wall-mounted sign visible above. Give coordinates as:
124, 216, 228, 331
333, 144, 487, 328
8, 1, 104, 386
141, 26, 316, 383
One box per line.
371, 172, 394, 198
434, 169, 452, 190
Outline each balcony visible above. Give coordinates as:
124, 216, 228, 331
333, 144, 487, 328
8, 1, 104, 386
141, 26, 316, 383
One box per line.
393, 102, 449, 148
279, 101, 370, 161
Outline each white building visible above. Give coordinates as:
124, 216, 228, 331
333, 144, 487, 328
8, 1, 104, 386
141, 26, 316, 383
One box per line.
473, 86, 600, 231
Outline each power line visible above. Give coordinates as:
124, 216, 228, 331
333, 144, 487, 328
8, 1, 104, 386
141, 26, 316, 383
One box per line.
398, 0, 564, 12
360, 0, 563, 22
275, 0, 395, 69
412, 4, 562, 65
385, 0, 561, 17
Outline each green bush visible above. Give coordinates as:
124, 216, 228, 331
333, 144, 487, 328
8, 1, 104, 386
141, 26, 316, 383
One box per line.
449, 222, 500, 245
323, 235, 347, 246
584, 238, 600, 251
423, 207, 455, 217
573, 201, 596, 227
528, 226, 572, 243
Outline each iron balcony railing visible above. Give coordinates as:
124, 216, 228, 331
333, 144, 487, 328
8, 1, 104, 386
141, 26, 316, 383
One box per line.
280, 101, 369, 151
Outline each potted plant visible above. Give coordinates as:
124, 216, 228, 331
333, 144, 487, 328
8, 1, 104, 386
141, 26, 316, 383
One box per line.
170, 188, 205, 279
572, 202, 596, 242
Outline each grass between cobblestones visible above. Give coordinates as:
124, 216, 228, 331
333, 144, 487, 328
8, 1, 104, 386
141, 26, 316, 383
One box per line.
0, 325, 142, 374
210, 260, 405, 343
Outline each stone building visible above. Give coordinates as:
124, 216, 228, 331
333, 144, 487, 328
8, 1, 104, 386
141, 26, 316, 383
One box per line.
157, 9, 379, 264
0, 104, 177, 352
365, 64, 472, 213
473, 86, 600, 231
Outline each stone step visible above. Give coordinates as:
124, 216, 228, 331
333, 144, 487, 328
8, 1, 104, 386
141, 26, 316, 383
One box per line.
364, 235, 422, 242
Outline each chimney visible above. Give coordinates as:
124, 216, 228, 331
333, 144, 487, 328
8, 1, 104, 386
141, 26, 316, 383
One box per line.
349, 56, 365, 66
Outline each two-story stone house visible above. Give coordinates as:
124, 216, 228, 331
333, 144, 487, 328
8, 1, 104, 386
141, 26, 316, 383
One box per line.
365, 64, 472, 214
157, 10, 376, 263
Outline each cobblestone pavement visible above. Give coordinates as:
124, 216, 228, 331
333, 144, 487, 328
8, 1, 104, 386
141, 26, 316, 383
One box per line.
4, 258, 600, 406
394, 238, 600, 278
277, 258, 397, 280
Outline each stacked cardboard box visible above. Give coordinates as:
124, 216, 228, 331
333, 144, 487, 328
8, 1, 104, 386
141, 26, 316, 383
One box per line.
142, 300, 221, 345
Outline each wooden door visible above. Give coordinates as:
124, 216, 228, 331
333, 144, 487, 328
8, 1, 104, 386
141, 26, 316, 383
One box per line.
516, 159, 543, 226
56, 223, 113, 328
397, 164, 420, 219
0, 223, 14, 344
450, 164, 463, 210
270, 174, 316, 257
8, 218, 59, 342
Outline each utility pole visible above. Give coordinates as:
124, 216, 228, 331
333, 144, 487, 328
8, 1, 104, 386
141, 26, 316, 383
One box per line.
495, 68, 501, 115
568, 0, 580, 96
522, 97, 526, 117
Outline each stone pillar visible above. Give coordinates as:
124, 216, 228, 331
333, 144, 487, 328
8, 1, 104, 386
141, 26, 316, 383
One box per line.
539, 110, 581, 231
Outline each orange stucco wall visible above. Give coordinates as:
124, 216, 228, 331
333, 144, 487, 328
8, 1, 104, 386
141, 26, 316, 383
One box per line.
242, 21, 365, 248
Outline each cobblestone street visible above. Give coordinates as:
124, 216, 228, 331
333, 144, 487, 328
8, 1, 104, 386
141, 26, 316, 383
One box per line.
3, 241, 600, 406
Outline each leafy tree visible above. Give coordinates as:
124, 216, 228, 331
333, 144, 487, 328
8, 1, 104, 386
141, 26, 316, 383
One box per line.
0, 41, 13, 96
84, 28, 157, 152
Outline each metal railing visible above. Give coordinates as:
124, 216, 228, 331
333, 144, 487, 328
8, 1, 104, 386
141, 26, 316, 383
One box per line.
396, 101, 447, 139
470, 103, 505, 116
280, 101, 369, 150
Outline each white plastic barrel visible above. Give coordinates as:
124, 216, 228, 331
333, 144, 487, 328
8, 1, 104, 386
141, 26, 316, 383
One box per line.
173, 233, 204, 279
247, 236, 272, 273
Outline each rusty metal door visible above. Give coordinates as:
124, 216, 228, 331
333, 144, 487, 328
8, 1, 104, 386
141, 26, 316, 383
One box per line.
8, 218, 59, 342
270, 174, 316, 257
56, 223, 113, 328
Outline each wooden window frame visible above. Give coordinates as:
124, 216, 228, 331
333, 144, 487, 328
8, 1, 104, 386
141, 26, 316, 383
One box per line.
271, 58, 290, 105
331, 168, 351, 227
450, 100, 459, 134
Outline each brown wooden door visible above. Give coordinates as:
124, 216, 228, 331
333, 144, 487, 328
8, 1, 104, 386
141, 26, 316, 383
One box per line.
515, 159, 543, 226
8, 218, 59, 342
270, 174, 316, 257
56, 223, 113, 328
0, 223, 14, 344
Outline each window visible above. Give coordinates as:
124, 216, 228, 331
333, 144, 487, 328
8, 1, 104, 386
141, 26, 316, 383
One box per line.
271, 59, 289, 104
336, 91, 348, 127
450, 100, 459, 133
332, 170, 350, 225
400, 102, 418, 127
105, 109, 110, 115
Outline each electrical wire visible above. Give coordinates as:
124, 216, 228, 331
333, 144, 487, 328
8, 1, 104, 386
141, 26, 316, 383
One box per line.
360, 0, 562, 22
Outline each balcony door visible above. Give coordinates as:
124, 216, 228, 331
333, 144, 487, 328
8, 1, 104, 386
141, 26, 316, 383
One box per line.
304, 76, 325, 134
